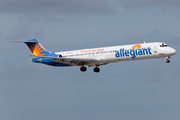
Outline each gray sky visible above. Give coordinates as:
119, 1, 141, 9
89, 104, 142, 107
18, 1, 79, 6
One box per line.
1, 1, 180, 120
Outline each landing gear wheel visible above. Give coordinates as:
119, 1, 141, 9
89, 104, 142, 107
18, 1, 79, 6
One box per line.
94, 67, 100, 73
166, 59, 170, 63
80, 66, 87, 72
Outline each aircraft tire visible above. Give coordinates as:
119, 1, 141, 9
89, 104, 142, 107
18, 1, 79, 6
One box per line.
94, 67, 100, 73
166, 60, 170, 63
80, 66, 87, 72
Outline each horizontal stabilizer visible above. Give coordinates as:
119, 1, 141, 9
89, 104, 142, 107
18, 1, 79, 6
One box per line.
7, 39, 50, 56
5, 40, 37, 43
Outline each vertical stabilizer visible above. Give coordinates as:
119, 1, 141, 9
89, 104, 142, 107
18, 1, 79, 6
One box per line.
24, 39, 50, 56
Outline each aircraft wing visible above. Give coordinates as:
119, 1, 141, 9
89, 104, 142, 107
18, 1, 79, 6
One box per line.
35, 56, 101, 66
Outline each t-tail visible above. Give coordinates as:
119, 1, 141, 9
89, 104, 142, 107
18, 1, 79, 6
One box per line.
24, 39, 50, 56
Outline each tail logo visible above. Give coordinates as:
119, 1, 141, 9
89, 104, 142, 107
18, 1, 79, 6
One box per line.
27, 43, 45, 56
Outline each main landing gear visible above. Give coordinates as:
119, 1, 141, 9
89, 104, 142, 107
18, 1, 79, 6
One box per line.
80, 66, 100, 73
94, 66, 100, 73
80, 66, 87, 72
166, 57, 170, 63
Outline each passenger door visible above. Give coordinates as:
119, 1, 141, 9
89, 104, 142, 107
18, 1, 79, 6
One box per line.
154, 46, 157, 53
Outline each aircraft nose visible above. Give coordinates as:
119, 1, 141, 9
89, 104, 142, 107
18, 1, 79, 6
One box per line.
171, 48, 176, 55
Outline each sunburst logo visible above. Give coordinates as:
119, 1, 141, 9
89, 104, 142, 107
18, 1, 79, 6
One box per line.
132, 44, 141, 49
27, 43, 45, 56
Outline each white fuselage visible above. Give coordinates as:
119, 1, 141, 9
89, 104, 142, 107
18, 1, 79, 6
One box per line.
54, 42, 176, 66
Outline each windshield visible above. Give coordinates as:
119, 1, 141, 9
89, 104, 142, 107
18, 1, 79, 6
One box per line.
160, 43, 169, 47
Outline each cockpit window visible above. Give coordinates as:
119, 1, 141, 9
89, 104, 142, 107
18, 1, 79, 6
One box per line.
160, 43, 169, 47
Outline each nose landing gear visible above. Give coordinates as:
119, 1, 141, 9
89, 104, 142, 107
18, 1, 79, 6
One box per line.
166, 57, 170, 63
166, 60, 170, 63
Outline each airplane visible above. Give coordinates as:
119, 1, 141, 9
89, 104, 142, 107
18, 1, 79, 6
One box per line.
12, 39, 176, 73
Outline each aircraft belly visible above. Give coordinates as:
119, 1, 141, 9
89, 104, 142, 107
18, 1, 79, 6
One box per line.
115, 54, 161, 61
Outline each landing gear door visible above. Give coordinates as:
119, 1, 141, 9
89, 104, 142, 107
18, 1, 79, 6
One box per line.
154, 46, 157, 53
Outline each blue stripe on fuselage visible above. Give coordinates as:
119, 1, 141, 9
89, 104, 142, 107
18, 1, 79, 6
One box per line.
32, 57, 71, 66
32, 53, 71, 67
